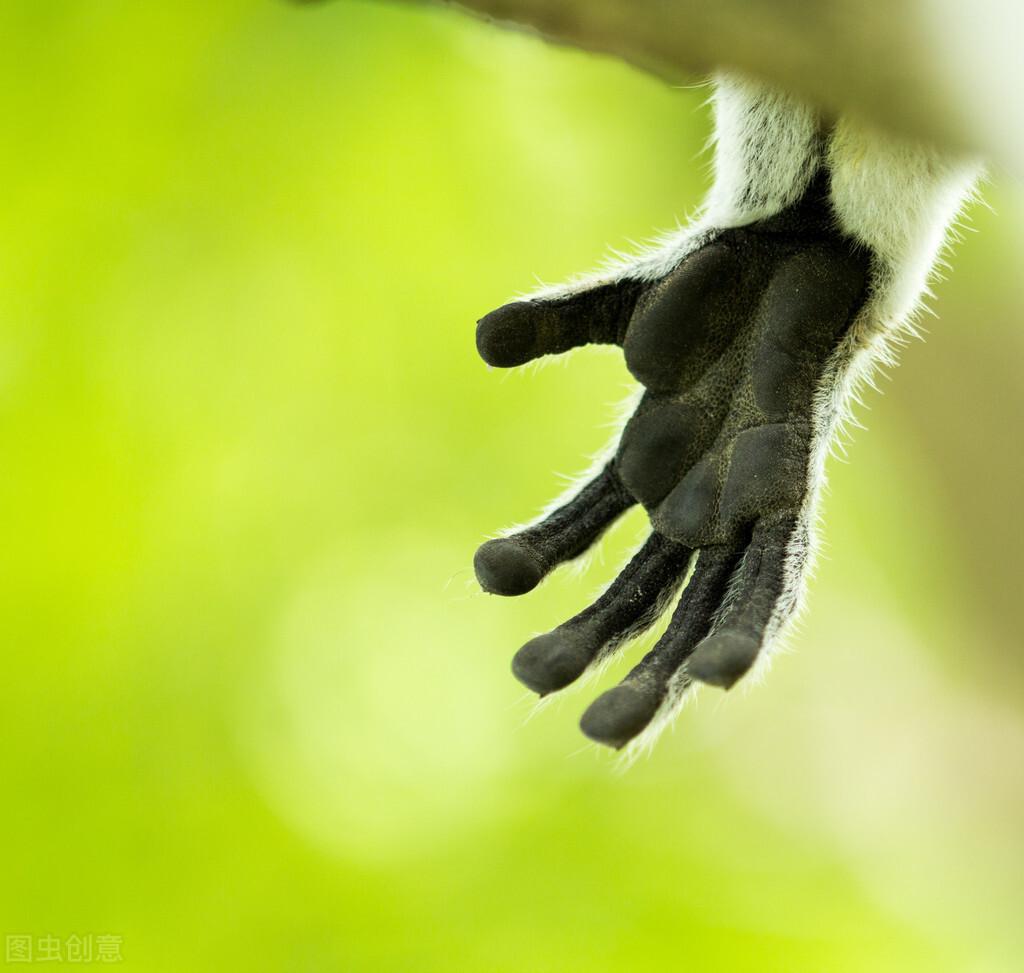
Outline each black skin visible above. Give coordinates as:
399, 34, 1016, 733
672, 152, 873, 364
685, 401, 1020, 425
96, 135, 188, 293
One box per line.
474, 170, 871, 748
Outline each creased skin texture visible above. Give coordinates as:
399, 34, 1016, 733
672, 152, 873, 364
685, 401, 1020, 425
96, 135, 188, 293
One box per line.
474, 74, 980, 753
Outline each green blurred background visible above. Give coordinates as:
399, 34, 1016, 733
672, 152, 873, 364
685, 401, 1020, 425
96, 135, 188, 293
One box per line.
2, 2, 1023, 970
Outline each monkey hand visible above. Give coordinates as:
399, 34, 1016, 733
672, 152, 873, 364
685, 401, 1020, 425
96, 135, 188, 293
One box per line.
474, 173, 871, 749
472, 76, 977, 751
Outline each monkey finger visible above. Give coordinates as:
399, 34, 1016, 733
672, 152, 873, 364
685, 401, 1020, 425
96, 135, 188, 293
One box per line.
474, 463, 635, 596
687, 517, 797, 689
476, 277, 644, 367
511, 533, 692, 695
579, 545, 740, 748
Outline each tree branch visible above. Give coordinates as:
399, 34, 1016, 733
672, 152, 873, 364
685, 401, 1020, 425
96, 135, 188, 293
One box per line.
338, 0, 1023, 172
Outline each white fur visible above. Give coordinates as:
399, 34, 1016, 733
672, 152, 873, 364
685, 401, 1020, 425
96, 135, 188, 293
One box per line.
523, 75, 824, 305
829, 117, 982, 330
501, 74, 982, 755
702, 74, 823, 228
779, 122, 982, 650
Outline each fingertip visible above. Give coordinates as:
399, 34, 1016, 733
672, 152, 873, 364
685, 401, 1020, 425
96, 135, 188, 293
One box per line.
511, 631, 590, 694
476, 303, 538, 367
579, 683, 661, 749
687, 631, 760, 689
474, 538, 545, 596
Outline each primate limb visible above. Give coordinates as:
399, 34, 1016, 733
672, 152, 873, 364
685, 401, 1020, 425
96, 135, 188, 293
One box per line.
474, 77, 980, 751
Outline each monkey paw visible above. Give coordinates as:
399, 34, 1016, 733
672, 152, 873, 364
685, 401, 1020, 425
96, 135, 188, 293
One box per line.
474, 175, 871, 749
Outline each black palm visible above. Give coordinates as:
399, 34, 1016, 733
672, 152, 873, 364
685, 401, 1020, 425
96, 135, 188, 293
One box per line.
474, 173, 870, 748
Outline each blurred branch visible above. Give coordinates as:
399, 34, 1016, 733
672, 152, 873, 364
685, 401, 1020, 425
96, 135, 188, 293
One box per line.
325, 0, 1024, 173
